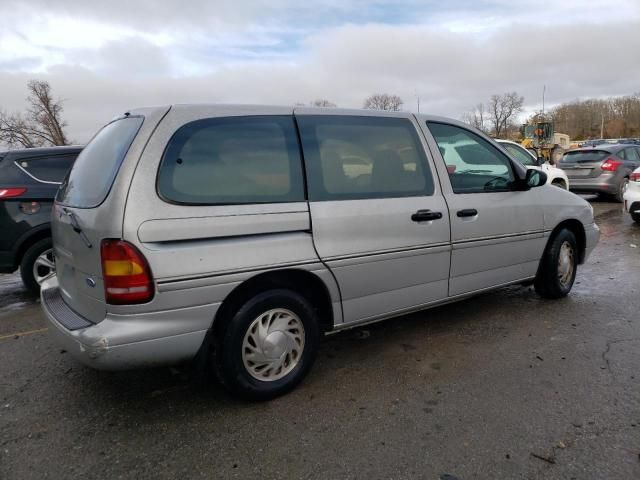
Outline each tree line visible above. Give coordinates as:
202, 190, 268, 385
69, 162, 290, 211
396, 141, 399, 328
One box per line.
549, 95, 640, 140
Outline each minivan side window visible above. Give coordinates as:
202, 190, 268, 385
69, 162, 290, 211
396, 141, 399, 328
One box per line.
158, 116, 304, 205
297, 116, 434, 201
16, 154, 77, 183
427, 122, 515, 194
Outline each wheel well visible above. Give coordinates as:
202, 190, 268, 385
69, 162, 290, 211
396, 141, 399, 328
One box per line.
15, 228, 51, 268
551, 178, 566, 187
549, 220, 586, 264
212, 269, 335, 338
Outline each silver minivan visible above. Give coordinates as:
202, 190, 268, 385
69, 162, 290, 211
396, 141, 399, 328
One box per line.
41, 105, 599, 399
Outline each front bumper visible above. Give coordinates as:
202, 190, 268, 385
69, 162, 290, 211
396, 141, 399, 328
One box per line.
583, 222, 600, 263
40, 276, 213, 371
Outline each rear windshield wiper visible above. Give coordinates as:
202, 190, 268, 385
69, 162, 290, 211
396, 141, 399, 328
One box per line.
64, 209, 92, 249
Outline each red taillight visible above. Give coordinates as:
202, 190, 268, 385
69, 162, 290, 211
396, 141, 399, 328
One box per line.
601, 158, 622, 172
0, 187, 27, 198
100, 239, 154, 305
631, 172, 640, 182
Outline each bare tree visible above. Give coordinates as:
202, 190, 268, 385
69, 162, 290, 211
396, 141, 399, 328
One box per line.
488, 92, 524, 138
363, 93, 403, 111
462, 103, 487, 132
311, 99, 337, 108
0, 80, 69, 148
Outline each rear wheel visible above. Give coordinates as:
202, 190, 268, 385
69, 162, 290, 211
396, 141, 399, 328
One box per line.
632, 212, 640, 224
20, 238, 55, 295
534, 228, 578, 299
615, 177, 629, 203
214, 289, 320, 400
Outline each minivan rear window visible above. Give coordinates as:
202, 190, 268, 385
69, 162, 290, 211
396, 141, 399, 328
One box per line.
561, 150, 609, 163
56, 116, 143, 208
157, 116, 304, 205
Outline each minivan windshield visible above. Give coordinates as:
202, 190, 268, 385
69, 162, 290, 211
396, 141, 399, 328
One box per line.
56, 116, 143, 208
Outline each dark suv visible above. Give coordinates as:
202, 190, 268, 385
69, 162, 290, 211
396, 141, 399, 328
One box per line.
0, 146, 82, 293
559, 144, 640, 202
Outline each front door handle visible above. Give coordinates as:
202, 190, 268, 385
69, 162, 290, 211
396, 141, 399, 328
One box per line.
457, 208, 478, 218
411, 210, 443, 222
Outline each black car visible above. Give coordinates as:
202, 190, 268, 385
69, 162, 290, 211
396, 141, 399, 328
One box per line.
558, 144, 640, 202
0, 146, 82, 293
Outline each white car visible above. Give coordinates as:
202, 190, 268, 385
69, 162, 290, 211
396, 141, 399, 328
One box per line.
497, 139, 570, 189
623, 167, 640, 224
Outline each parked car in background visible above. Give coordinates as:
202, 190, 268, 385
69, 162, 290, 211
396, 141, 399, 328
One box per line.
558, 144, 640, 202
496, 139, 570, 189
41, 106, 598, 400
623, 167, 640, 224
0, 146, 82, 293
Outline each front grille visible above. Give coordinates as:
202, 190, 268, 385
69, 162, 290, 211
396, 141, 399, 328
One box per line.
42, 288, 93, 331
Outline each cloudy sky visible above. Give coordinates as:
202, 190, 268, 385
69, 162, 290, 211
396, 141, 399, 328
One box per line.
1, 0, 639, 143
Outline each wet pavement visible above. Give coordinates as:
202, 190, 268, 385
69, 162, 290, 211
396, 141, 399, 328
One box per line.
0, 199, 639, 479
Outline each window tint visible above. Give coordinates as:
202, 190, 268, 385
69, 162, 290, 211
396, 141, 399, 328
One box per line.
428, 122, 515, 194
57, 116, 143, 208
500, 143, 536, 166
16, 154, 77, 183
561, 150, 609, 163
158, 116, 304, 205
297, 116, 433, 201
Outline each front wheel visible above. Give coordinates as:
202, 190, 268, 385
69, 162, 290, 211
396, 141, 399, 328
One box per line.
214, 289, 320, 400
632, 212, 640, 224
534, 229, 578, 299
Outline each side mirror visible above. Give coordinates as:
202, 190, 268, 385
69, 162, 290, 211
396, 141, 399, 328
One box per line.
526, 168, 547, 188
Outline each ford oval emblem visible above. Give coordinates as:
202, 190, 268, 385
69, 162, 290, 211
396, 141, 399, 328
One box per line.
86, 277, 96, 288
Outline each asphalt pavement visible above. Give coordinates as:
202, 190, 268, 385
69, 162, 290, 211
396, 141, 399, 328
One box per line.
0, 199, 638, 479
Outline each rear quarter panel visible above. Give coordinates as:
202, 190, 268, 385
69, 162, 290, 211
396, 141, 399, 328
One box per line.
120, 105, 342, 325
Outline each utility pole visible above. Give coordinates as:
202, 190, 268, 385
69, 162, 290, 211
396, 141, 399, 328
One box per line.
542, 84, 546, 116
600, 113, 604, 139
415, 91, 420, 113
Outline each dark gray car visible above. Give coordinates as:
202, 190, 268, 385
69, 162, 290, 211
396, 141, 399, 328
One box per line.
0, 146, 82, 292
559, 144, 640, 202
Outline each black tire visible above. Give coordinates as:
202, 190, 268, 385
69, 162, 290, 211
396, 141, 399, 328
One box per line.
20, 238, 54, 295
632, 212, 640, 224
214, 289, 320, 400
551, 179, 567, 189
534, 228, 578, 299
615, 177, 629, 203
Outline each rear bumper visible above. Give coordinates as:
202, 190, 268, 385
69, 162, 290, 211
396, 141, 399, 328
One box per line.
567, 174, 618, 194
623, 187, 640, 214
583, 222, 600, 263
40, 276, 213, 371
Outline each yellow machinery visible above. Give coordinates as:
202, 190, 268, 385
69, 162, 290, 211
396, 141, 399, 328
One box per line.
521, 115, 569, 164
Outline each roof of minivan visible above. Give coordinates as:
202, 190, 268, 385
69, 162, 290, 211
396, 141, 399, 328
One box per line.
125, 104, 468, 125
0, 145, 83, 160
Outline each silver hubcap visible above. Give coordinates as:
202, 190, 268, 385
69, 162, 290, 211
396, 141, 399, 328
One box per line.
242, 308, 305, 382
557, 241, 575, 287
33, 248, 56, 285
